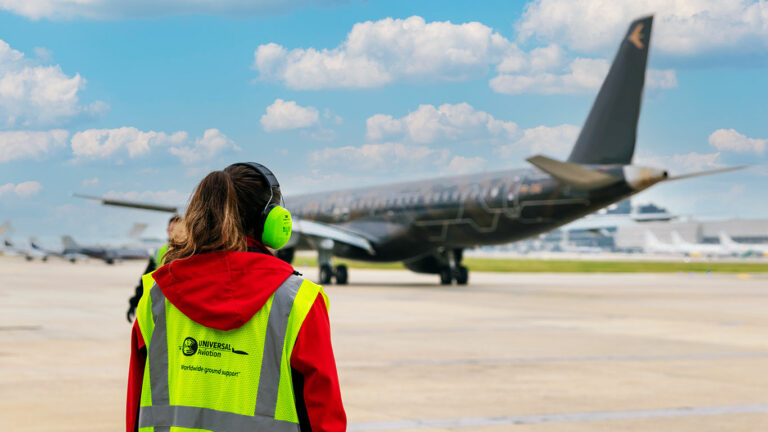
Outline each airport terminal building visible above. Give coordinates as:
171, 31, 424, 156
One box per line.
507, 200, 768, 253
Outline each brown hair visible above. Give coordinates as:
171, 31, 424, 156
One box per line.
165, 164, 280, 263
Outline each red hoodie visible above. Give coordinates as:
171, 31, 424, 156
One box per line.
126, 246, 346, 432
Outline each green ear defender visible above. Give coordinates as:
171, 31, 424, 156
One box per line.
262, 204, 292, 250
230, 162, 293, 250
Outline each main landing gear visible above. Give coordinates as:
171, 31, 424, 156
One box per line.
438, 248, 469, 286
318, 244, 348, 285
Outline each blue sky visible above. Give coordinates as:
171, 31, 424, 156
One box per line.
0, 0, 766, 245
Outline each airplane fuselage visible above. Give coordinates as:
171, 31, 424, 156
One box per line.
288, 165, 637, 263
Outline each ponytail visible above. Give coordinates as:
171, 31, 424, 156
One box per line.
165, 171, 247, 263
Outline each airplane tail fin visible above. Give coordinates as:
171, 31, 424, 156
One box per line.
567, 16, 653, 165
62, 235, 79, 250
644, 230, 661, 248
718, 231, 736, 247
670, 231, 686, 247
128, 223, 148, 240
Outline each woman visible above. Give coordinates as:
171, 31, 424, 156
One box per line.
126, 162, 346, 432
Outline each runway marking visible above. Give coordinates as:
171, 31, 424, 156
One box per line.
341, 352, 768, 368
0, 325, 41, 331
348, 404, 768, 431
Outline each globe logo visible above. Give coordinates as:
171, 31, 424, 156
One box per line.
182, 337, 198, 356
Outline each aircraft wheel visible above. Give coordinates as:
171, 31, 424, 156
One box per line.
319, 264, 333, 285
105, 258, 115, 265
42, 256, 48, 263
455, 266, 469, 285
335, 265, 348, 285
25, 256, 33, 262
439, 267, 452, 285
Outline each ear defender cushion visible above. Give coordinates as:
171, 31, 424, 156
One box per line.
262, 206, 292, 249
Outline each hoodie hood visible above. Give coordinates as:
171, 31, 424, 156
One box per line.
152, 249, 295, 331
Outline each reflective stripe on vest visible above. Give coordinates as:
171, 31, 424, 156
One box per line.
138, 274, 312, 432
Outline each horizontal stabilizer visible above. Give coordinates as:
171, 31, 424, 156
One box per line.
74, 193, 179, 214
527, 155, 621, 190
293, 218, 375, 255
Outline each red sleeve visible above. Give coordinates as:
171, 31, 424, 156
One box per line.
126, 321, 146, 432
290, 296, 347, 432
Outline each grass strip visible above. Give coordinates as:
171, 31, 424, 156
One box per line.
292, 256, 768, 273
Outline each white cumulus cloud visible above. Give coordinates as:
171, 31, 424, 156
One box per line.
0, 0, 344, 20
366, 103, 518, 143
0, 39, 106, 127
253, 16, 514, 89
81, 177, 99, 187
0, 181, 42, 198
71, 127, 188, 159
496, 124, 581, 159
709, 129, 767, 154
169, 128, 239, 164
491, 56, 677, 95
309, 142, 450, 172
446, 156, 487, 174
0, 129, 68, 162
516, 0, 768, 56
260, 99, 320, 132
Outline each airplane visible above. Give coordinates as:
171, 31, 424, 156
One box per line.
61, 235, 150, 264
75, 16, 745, 285
669, 231, 730, 258
643, 230, 678, 255
0, 222, 49, 261
2, 239, 49, 261
718, 232, 768, 257
29, 238, 89, 263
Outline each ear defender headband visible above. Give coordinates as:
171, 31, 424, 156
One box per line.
230, 162, 292, 250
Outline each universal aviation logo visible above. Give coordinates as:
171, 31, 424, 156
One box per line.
180, 337, 248, 358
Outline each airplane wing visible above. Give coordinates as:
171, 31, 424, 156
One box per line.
74, 193, 180, 213
74, 193, 375, 255
292, 218, 376, 255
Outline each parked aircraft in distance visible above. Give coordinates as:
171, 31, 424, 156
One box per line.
643, 230, 678, 255
670, 231, 730, 258
2, 239, 49, 261
29, 238, 89, 263
719, 232, 768, 257
76, 16, 744, 285
61, 236, 150, 264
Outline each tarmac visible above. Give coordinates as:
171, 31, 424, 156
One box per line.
1, 257, 767, 431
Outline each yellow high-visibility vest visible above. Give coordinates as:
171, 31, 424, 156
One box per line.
154, 244, 169, 267
135, 270, 328, 432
